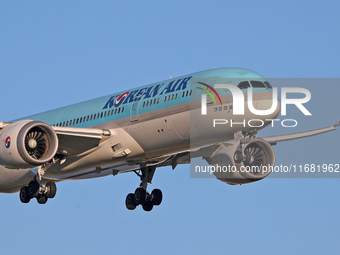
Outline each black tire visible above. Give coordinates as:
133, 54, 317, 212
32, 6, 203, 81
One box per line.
28, 180, 40, 198
134, 187, 146, 205
151, 189, 163, 206
125, 193, 137, 210
46, 182, 57, 198
19, 186, 31, 203
142, 201, 154, 212
36, 195, 48, 204
234, 151, 243, 164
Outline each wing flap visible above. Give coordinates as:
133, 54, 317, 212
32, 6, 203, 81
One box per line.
52, 126, 105, 155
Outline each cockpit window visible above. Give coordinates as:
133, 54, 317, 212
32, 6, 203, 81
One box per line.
250, 80, 266, 88
237, 81, 250, 90
264, 81, 272, 88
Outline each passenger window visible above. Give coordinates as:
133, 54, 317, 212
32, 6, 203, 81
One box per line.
80, 118, 82, 123
237, 81, 250, 90
115, 109, 117, 114
104, 112, 107, 117
143, 102, 145, 107
182, 92, 185, 97
146, 101, 149, 106
175, 94, 177, 99
76, 118, 79, 124
150, 100, 152, 106
153, 99, 156, 104
100, 112, 103, 118
164, 96, 167, 102
171, 94, 174, 100
118, 108, 121, 113
250, 81, 266, 88
186, 91, 189, 97
157, 98, 159, 104
122, 107, 124, 112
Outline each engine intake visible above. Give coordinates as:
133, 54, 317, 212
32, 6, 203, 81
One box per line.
211, 139, 275, 184
0, 120, 58, 168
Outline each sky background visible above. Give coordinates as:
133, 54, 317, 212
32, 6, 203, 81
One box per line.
0, 1, 340, 254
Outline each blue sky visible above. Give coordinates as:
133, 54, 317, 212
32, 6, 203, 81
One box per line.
0, 1, 340, 254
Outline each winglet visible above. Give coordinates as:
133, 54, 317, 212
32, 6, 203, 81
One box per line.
334, 120, 340, 128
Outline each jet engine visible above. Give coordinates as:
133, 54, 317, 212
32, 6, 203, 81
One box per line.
0, 120, 58, 169
210, 139, 275, 184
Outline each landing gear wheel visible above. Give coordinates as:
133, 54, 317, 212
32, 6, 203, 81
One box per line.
151, 189, 163, 206
142, 201, 154, 212
36, 195, 48, 204
45, 182, 57, 198
134, 187, 146, 205
20, 186, 31, 203
125, 193, 137, 210
234, 151, 243, 164
28, 180, 40, 198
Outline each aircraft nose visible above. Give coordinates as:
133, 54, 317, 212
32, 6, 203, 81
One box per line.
255, 91, 281, 121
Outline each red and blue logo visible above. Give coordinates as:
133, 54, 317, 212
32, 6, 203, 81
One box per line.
114, 92, 129, 108
5, 136, 11, 149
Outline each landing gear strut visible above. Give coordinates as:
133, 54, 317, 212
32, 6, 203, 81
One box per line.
19, 168, 57, 204
125, 165, 163, 212
233, 131, 257, 164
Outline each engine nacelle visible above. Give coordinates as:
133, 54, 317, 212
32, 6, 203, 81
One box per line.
210, 139, 275, 184
0, 120, 58, 169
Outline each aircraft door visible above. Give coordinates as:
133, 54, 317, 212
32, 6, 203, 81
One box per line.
130, 95, 143, 122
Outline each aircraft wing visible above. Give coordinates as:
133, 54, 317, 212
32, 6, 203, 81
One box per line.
42, 120, 340, 181
0, 122, 11, 129
52, 126, 108, 155
52, 119, 340, 156
262, 120, 340, 145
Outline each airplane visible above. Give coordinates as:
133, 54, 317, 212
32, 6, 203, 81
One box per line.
0, 67, 338, 211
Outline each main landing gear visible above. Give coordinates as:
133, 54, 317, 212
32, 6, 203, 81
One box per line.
19, 179, 57, 204
125, 165, 163, 212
